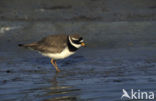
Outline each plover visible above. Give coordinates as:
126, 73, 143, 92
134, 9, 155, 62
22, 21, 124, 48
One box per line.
18, 34, 85, 72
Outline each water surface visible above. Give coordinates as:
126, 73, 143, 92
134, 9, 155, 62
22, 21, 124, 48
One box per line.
0, 47, 156, 101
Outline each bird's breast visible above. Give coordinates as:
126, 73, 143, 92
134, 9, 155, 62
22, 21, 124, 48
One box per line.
41, 47, 75, 60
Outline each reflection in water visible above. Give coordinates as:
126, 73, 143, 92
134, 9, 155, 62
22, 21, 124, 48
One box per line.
43, 73, 80, 101
43, 96, 77, 101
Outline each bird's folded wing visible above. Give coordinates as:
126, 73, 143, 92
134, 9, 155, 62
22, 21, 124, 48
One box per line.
34, 34, 67, 53
31, 45, 65, 53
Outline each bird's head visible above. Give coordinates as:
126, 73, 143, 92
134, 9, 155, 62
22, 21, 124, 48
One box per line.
68, 34, 86, 48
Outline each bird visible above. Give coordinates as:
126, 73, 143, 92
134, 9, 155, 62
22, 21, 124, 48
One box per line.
18, 34, 86, 72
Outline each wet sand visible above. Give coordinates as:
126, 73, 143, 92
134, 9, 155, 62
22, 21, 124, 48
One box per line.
0, 47, 156, 101
0, 0, 156, 100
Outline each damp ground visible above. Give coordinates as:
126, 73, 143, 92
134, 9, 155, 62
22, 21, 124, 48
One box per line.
0, 47, 156, 101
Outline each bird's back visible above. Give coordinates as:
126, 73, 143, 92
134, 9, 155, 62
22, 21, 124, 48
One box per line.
20, 34, 68, 53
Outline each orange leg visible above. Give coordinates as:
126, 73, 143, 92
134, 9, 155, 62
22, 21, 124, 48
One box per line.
50, 59, 60, 72
54, 60, 60, 73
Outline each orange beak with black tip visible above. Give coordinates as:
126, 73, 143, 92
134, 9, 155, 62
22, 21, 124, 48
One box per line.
81, 42, 86, 47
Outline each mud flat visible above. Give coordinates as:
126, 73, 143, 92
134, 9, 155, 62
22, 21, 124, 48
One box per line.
0, 0, 156, 101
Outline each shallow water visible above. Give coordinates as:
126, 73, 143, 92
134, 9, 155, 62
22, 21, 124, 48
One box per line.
0, 47, 156, 101
0, 0, 156, 100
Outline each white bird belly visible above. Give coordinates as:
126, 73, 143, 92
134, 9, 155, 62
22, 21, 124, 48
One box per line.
41, 47, 75, 60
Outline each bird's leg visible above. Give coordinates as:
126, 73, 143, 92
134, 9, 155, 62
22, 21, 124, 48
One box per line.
50, 59, 60, 72
54, 60, 60, 72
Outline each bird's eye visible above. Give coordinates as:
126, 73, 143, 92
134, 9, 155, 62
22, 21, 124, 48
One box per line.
79, 37, 83, 41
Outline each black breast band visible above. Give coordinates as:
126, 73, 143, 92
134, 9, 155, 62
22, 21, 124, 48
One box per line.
67, 36, 78, 52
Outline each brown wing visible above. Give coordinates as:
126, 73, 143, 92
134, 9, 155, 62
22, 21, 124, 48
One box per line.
23, 34, 68, 53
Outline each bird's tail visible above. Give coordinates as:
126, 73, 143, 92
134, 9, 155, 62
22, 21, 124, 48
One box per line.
18, 43, 30, 48
18, 42, 38, 49
18, 44, 24, 47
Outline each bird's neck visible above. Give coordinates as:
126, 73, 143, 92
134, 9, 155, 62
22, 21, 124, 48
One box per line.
67, 36, 78, 52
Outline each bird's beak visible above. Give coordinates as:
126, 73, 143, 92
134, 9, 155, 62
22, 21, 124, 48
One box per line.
81, 42, 86, 47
